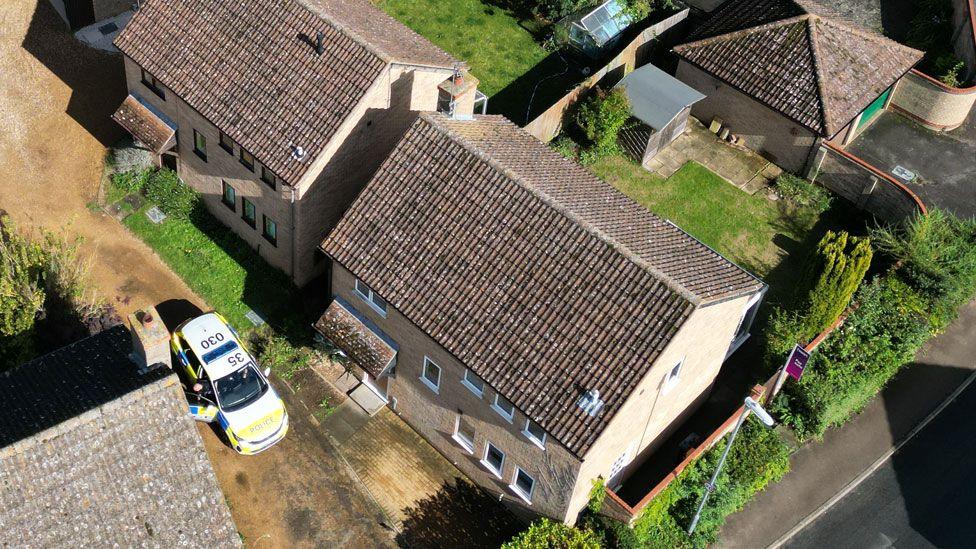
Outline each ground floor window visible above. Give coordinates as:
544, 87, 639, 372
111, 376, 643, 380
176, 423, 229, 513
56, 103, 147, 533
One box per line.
262, 215, 277, 246
221, 181, 236, 211
452, 415, 475, 453
481, 441, 505, 478
242, 197, 256, 227
193, 129, 207, 161
509, 467, 535, 503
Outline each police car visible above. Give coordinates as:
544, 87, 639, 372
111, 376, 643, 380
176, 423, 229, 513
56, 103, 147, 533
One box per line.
171, 312, 288, 454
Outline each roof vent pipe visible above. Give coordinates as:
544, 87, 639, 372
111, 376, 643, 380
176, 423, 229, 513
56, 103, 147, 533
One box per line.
315, 31, 325, 55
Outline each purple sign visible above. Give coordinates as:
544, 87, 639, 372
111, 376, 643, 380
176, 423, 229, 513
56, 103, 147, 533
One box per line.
785, 344, 811, 381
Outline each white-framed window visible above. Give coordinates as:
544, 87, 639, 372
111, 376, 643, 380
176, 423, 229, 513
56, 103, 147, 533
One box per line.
662, 359, 683, 394
609, 442, 635, 482
452, 414, 475, 453
354, 278, 387, 316
509, 466, 535, 504
522, 420, 546, 449
481, 441, 506, 478
491, 394, 515, 423
420, 357, 441, 393
461, 369, 485, 398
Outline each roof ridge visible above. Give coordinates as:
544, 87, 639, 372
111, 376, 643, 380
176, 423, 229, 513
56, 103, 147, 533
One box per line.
418, 113, 701, 305
675, 13, 811, 52
805, 16, 832, 134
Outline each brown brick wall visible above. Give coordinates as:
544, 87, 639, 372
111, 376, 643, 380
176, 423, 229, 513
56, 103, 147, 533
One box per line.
123, 55, 295, 274
564, 292, 755, 523
330, 263, 584, 522
676, 61, 819, 173
889, 71, 976, 131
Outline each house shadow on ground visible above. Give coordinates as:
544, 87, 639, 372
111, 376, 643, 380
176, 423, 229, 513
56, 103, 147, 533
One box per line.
21, 0, 126, 146
395, 478, 524, 548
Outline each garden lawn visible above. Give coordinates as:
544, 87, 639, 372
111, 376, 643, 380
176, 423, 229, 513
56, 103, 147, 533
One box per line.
375, 0, 551, 118
124, 205, 307, 339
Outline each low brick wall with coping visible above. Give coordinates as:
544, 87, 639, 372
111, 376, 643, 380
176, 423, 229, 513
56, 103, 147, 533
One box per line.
888, 0, 976, 130
599, 304, 859, 524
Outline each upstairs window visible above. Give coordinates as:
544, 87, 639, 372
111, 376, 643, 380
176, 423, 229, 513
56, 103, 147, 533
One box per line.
452, 414, 475, 453
420, 357, 441, 393
219, 131, 234, 154
140, 68, 165, 100
192, 129, 207, 161
354, 278, 387, 316
239, 148, 255, 172
220, 181, 236, 211
662, 360, 683, 394
461, 369, 484, 398
491, 394, 515, 423
522, 420, 546, 449
261, 166, 277, 190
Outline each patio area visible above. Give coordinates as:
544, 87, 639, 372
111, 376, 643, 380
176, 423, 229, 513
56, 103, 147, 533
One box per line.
644, 118, 783, 195
847, 110, 976, 218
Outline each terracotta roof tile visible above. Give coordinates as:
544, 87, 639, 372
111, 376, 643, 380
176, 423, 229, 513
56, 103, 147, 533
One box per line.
675, 0, 922, 136
314, 297, 397, 377
322, 114, 762, 455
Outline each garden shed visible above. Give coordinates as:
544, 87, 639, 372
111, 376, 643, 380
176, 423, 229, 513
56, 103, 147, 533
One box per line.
616, 63, 705, 168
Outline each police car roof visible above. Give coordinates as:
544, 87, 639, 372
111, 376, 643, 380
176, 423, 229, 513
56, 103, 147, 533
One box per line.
180, 313, 242, 378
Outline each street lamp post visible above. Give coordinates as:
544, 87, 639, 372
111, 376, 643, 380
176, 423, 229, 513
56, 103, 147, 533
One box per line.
687, 396, 776, 535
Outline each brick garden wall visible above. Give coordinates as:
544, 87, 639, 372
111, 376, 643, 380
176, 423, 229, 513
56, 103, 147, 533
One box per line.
889, 71, 976, 131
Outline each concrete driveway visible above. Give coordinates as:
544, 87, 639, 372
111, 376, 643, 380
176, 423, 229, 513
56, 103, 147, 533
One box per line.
847, 111, 976, 218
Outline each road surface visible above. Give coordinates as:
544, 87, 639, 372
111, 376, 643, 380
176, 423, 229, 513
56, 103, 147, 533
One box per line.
786, 379, 976, 549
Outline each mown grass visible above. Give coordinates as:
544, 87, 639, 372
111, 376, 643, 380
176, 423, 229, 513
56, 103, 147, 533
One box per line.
376, 0, 550, 118
123, 204, 307, 340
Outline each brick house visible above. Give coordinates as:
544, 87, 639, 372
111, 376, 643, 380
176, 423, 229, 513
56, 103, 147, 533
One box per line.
673, 0, 922, 174
314, 112, 766, 523
111, 0, 479, 285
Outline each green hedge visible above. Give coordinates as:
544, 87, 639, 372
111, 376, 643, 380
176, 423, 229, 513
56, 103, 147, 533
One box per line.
631, 418, 791, 548
502, 518, 600, 548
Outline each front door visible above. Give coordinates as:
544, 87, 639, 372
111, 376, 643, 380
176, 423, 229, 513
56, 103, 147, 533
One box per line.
161, 153, 178, 172
857, 87, 891, 132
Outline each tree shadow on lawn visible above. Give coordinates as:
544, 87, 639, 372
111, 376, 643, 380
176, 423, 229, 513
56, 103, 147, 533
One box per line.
395, 477, 524, 548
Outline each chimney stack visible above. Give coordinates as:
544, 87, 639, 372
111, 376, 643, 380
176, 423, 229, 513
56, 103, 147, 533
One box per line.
315, 31, 325, 55
128, 305, 172, 373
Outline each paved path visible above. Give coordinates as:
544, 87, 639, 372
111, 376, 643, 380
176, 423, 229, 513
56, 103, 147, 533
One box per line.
785, 376, 976, 549
719, 299, 976, 547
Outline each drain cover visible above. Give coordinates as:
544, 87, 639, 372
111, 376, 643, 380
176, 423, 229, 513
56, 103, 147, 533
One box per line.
98, 22, 119, 35
145, 206, 167, 224
245, 309, 266, 327
892, 165, 916, 182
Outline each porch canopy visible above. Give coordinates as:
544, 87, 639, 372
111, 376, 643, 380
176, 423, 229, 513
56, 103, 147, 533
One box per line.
313, 297, 397, 378
111, 94, 177, 154
617, 64, 705, 132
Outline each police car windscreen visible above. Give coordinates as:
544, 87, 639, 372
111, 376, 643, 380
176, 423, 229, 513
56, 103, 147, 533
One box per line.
202, 340, 239, 364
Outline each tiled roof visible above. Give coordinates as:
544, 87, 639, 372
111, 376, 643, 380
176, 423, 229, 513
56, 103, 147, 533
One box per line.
314, 297, 398, 378
114, 0, 455, 185
111, 94, 176, 154
322, 113, 762, 456
0, 326, 240, 547
675, 0, 922, 136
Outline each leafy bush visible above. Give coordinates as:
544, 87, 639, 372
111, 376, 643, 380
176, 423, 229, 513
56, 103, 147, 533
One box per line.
112, 169, 152, 196
934, 54, 965, 87
632, 417, 790, 548
774, 174, 832, 212
502, 518, 600, 548
550, 135, 580, 160
870, 210, 976, 329
907, 0, 969, 84
574, 87, 632, 161
249, 328, 315, 380
0, 219, 47, 364
796, 231, 872, 341
144, 168, 200, 219
778, 275, 932, 439
578, 512, 640, 549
